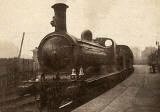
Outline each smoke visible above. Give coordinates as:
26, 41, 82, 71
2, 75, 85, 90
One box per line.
80, 0, 115, 36
83, 0, 98, 31
0, 41, 19, 58
55, 0, 68, 4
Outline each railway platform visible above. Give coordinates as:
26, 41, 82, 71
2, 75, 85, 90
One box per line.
72, 65, 160, 112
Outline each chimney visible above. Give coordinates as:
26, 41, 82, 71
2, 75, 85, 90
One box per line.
51, 3, 68, 32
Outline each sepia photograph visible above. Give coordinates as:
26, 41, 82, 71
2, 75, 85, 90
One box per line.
0, 0, 160, 112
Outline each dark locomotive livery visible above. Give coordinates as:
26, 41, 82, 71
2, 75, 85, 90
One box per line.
18, 3, 134, 112
38, 3, 133, 76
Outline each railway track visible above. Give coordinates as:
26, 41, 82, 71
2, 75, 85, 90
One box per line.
0, 68, 133, 112
0, 93, 35, 112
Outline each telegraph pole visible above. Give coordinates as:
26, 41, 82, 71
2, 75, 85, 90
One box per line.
14, 32, 25, 87
18, 32, 25, 59
156, 41, 159, 55
156, 41, 160, 72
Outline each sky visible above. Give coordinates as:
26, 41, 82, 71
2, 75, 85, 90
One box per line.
0, 0, 160, 58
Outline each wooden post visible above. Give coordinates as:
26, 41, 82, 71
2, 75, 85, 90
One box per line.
18, 32, 25, 59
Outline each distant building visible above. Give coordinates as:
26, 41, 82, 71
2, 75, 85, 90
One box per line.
130, 47, 142, 64
32, 47, 40, 71
141, 47, 157, 63
131, 47, 141, 60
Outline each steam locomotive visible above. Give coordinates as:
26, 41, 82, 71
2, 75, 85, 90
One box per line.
38, 3, 133, 76
18, 3, 134, 111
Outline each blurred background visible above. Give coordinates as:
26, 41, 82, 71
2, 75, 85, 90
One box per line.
0, 0, 159, 59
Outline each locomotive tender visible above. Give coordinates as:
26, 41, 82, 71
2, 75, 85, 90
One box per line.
18, 3, 134, 111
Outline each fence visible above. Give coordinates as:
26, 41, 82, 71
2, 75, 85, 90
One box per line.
0, 58, 39, 91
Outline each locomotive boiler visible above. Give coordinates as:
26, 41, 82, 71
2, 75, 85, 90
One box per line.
38, 3, 117, 77
18, 3, 134, 112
